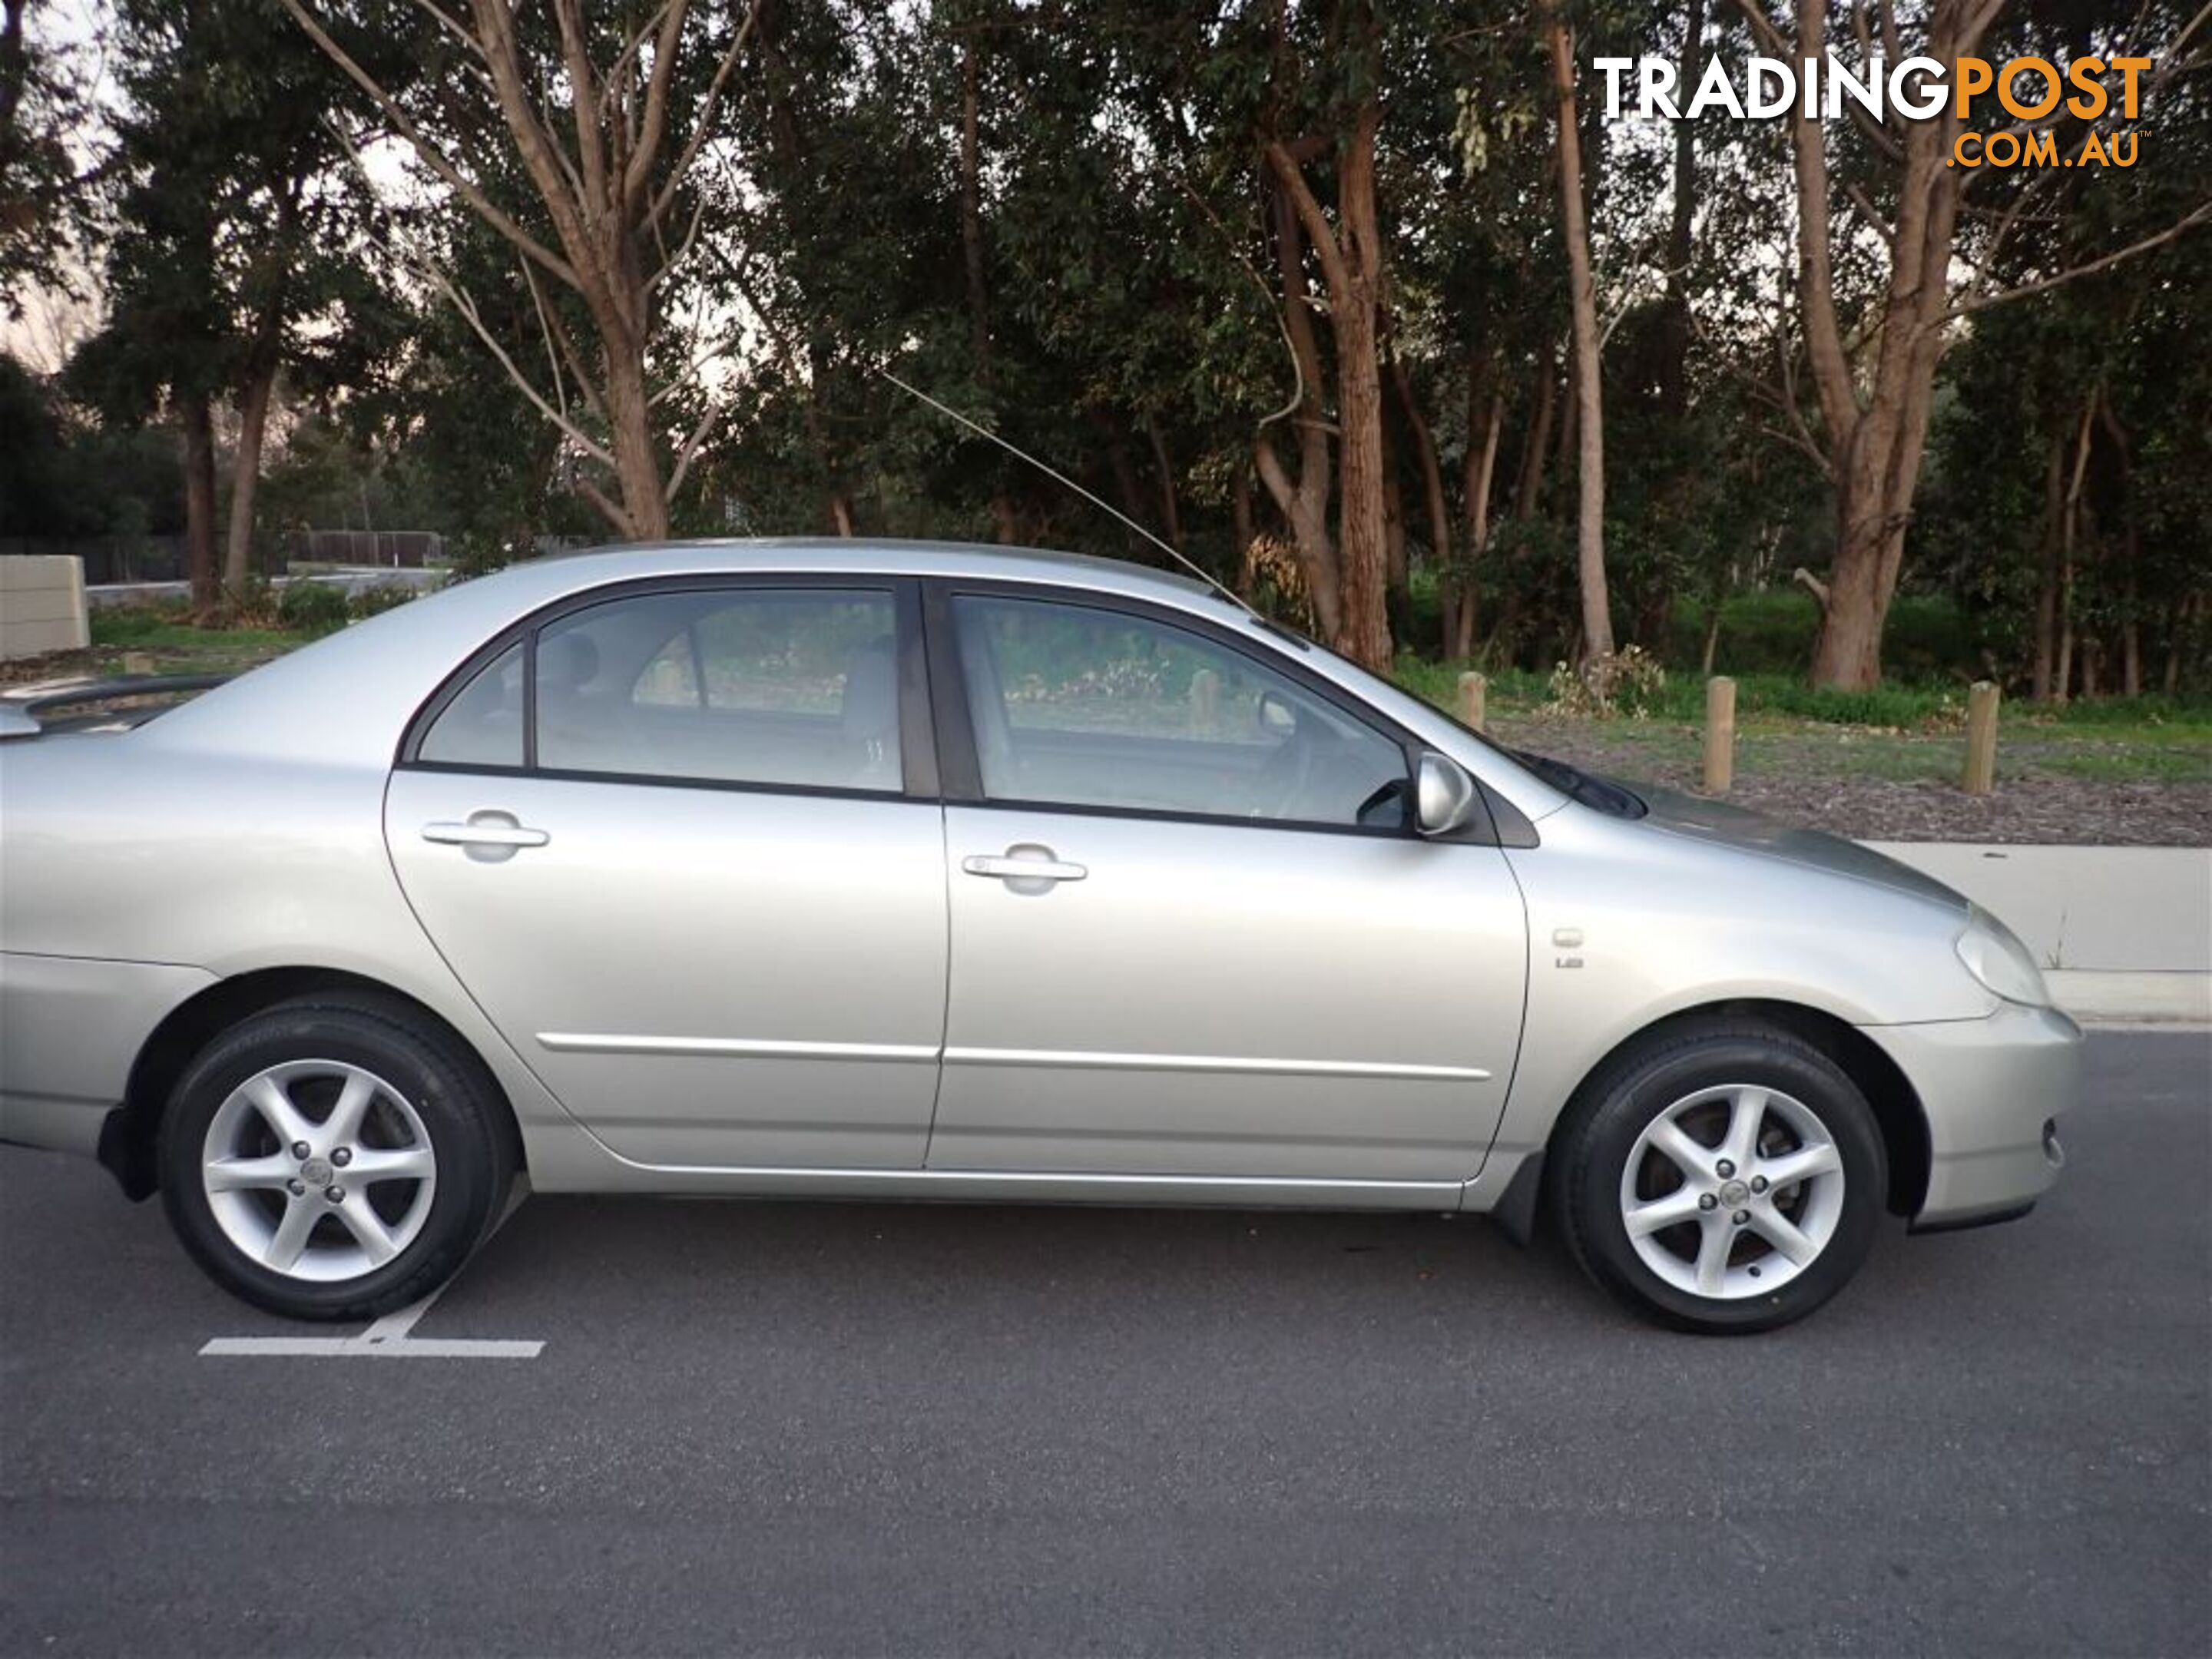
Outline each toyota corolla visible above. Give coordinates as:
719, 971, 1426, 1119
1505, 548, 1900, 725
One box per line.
0, 541, 2078, 1332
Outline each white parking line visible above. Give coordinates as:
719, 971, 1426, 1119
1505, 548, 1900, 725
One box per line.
200, 1184, 541, 1359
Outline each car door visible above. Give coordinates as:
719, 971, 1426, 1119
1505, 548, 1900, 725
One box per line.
385, 578, 948, 1170
926, 586, 1527, 1184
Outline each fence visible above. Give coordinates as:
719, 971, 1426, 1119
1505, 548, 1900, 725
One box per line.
1, 530, 446, 584
286, 529, 445, 568
0, 535, 207, 586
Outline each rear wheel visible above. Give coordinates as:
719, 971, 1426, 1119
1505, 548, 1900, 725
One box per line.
1555, 1022, 1886, 1334
158, 995, 512, 1321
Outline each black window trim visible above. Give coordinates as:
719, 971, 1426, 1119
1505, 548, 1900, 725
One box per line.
396, 573, 939, 804
921, 577, 1503, 846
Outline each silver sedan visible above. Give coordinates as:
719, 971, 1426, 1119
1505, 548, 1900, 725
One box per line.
0, 541, 2078, 1332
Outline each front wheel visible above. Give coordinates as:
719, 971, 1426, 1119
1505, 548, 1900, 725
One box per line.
1554, 1022, 1887, 1334
158, 995, 514, 1322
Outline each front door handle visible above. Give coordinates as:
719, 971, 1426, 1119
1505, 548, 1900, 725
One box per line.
962, 845, 1087, 884
422, 813, 549, 861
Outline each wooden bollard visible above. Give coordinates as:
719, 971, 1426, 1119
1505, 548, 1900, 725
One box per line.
1703, 676, 1737, 795
1190, 667, 1220, 733
1962, 680, 2000, 795
1457, 671, 1487, 733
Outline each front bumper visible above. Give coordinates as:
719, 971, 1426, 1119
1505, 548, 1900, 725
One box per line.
1863, 998, 2081, 1229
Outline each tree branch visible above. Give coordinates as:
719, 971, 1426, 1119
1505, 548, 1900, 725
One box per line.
624, 0, 694, 214
1263, 141, 1349, 298
1949, 201, 2212, 319
277, 0, 579, 288
645, 0, 763, 230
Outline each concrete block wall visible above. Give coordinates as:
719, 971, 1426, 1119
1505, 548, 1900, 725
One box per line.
0, 557, 89, 661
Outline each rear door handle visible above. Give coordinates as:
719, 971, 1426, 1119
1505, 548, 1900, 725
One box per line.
962, 847, 1087, 884
422, 813, 549, 855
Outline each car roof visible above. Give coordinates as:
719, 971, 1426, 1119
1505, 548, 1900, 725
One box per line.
534, 538, 1219, 601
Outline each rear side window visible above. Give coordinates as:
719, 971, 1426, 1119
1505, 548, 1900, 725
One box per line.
536, 589, 901, 791
418, 643, 524, 767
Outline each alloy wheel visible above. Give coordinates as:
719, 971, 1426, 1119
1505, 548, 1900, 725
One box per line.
1617, 1083, 1846, 1300
200, 1059, 438, 1283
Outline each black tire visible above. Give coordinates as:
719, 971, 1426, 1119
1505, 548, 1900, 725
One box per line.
158, 994, 515, 1322
1551, 1019, 1887, 1335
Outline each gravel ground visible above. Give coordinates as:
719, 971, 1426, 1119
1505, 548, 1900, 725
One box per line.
1492, 714, 2212, 846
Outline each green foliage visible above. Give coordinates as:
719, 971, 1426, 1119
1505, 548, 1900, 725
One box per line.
1673, 594, 1976, 684
274, 579, 349, 637
346, 581, 416, 621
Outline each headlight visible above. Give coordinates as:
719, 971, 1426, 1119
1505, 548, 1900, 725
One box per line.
1955, 909, 2051, 1007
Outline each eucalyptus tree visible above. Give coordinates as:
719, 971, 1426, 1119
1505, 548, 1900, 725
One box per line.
280, 0, 766, 540
1737, 0, 2210, 688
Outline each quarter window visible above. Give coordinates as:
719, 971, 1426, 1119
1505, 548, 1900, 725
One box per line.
535, 589, 903, 791
418, 642, 525, 768
951, 595, 1408, 828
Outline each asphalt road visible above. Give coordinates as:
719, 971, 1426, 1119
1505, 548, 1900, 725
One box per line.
2, 1031, 2206, 1657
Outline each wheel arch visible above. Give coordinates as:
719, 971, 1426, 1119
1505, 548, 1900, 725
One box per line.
102, 966, 523, 1201
1540, 998, 1932, 1220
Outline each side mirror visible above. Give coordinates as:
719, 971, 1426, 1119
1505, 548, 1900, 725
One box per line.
1416, 751, 1480, 837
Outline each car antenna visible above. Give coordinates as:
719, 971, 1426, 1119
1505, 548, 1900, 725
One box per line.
876, 367, 1260, 618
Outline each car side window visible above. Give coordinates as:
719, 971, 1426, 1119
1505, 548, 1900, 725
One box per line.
535, 589, 903, 793
418, 642, 525, 767
951, 594, 1409, 829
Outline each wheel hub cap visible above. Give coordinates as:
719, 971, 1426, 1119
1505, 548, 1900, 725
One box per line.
1618, 1082, 1847, 1301
200, 1059, 437, 1284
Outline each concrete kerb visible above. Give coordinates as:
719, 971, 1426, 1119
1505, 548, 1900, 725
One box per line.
1872, 843, 2212, 1026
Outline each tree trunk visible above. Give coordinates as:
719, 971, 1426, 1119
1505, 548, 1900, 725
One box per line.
1392, 349, 1451, 575
1324, 106, 1393, 671
1515, 349, 1556, 522
2051, 390, 2098, 704
2098, 388, 2142, 698
1784, 0, 1998, 689
224, 354, 280, 591
1659, 0, 1704, 406
1230, 460, 1253, 565
1253, 164, 1339, 641
1459, 371, 1503, 660
1545, 6, 1614, 662
600, 337, 670, 539
2121, 558, 2141, 697
1389, 347, 1449, 651
180, 392, 220, 617
1106, 432, 1148, 554
2032, 435, 2065, 700
1144, 417, 1183, 552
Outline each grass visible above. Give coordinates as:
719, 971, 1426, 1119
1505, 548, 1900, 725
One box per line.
1394, 654, 2211, 788
82, 608, 312, 677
